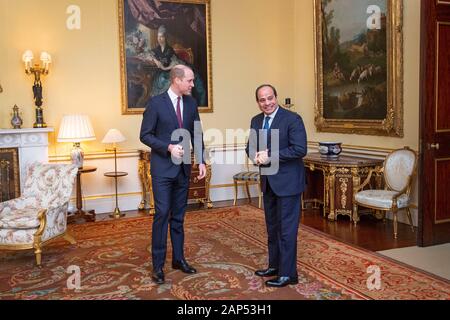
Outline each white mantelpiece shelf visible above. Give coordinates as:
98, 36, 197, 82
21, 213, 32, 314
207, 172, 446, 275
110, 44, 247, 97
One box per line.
0, 128, 54, 135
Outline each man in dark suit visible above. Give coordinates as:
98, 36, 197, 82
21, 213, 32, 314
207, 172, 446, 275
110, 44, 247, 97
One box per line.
246, 84, 307, 287
140, 65, 206, 285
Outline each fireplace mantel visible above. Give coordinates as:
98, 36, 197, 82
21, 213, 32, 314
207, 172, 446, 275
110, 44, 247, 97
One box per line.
0, 127, 54, 190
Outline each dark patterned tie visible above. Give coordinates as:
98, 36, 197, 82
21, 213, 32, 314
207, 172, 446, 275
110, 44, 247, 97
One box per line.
176, 96, 183, 128
263, 116, 271, 130
262, 116, 271, 148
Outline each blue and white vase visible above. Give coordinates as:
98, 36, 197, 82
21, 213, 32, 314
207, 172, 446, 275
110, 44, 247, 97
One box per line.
319, 142, 342, 159
11, 105, 23, 129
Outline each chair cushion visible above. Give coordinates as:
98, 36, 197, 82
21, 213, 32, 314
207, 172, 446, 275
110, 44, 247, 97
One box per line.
23, 163, 78, 208
233, 171, 260, 182
355, 190, 409, 209
0, 229, 36, 245
384, 149, 416, 192
0, 207, 42, 229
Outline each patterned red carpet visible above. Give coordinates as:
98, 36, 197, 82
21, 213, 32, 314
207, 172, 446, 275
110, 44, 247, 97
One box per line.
0, 205, 449, 300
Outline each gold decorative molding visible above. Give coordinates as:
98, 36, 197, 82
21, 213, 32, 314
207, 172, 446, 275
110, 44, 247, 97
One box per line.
49, 149, 140, 162
70, 191, 142, 202
210, 182, 259, 189
339, 178, 348, 209
49, 143, 407, 162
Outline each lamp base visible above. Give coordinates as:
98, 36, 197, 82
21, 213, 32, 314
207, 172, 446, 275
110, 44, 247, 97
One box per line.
109, 207, 125, 219
71, 142, 84, 168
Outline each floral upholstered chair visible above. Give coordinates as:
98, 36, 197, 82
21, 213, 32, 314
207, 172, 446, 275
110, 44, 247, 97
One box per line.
353, 147, 418, 239
0, 162, 78, 265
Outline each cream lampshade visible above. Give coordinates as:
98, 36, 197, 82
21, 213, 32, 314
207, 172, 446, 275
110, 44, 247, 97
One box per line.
57, 114, 96, 168
101, 128, 126, 146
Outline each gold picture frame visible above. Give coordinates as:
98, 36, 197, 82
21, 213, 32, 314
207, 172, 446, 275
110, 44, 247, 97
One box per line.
313, 0, 403, 137
118, 0, 213, 115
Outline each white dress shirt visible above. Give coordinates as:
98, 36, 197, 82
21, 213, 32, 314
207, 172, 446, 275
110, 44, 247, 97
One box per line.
167, 88, 183, 121
262, 106, 280, 129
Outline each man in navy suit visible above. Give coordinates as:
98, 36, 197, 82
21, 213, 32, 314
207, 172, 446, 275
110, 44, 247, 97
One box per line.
140, 65, 206, 285
246, 84, 307, 287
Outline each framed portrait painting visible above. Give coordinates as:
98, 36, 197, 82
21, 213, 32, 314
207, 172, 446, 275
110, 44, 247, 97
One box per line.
314, 0, 404, 136
118, 0, 213, 114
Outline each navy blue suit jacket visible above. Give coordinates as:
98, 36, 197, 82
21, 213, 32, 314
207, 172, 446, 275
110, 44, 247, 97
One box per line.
246, 107, 307, 197
140, 92, 204, 178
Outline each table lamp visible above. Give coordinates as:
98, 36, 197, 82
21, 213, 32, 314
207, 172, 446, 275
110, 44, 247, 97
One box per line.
102, 129, 126, 218
57, 114, 96, 168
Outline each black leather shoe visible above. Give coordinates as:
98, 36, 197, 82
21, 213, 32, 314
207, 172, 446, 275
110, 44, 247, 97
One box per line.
265, 276, 299, 287
172, 260, 197, 274
152, 269, 165, 285
255, 268, 278, 277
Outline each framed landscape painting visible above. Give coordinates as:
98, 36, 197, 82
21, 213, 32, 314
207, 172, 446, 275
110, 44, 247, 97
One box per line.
119, 0, 213, 114
314, 0, 403, 136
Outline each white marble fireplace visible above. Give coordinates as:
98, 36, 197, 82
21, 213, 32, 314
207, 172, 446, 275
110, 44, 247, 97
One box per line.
0, 128, 54, 191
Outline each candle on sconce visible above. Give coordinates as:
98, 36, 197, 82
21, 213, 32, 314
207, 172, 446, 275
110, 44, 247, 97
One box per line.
22, 50, 34, 73
22, 49, 51, 128
40, 52, 52, 73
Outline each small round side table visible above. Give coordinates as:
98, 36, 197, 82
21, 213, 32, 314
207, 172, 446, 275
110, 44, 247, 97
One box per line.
68, 166, 97, 224
104, 171, 128, 218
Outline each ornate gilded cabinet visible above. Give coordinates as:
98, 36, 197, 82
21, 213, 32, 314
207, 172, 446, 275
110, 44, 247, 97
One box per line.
138, 150, 213, 215
303, 153, 384, 223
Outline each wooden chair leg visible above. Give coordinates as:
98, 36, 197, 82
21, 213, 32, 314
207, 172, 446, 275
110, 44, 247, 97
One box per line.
244, 182, 251, 203
393, 208, 398, 239
34, 244, 42, 266
353, 203, 359, 225
233, 179, 238, 206
63, 233, 77, 244
406, 207, 415, 232
257, 182, 262, 208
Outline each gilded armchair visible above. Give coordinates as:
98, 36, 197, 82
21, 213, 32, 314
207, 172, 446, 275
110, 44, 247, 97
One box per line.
353, 147, 418, 239
0, 163, 78, 265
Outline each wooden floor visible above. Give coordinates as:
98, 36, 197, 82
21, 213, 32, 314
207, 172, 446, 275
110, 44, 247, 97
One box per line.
92, 198, 417, 252
300, 207, 417, 252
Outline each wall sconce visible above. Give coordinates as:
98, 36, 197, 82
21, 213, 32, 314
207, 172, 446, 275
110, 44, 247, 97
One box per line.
22, 50, 51, 128
57, 114, 96, 168
102, 129, 127, 218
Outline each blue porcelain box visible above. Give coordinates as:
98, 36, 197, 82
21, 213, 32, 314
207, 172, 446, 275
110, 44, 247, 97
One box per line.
318, 142, 342, 159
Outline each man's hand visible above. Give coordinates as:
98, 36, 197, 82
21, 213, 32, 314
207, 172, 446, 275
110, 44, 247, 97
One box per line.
168, 144, 184, 159
197, 163, 207, 180
255, 150, 270, 165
